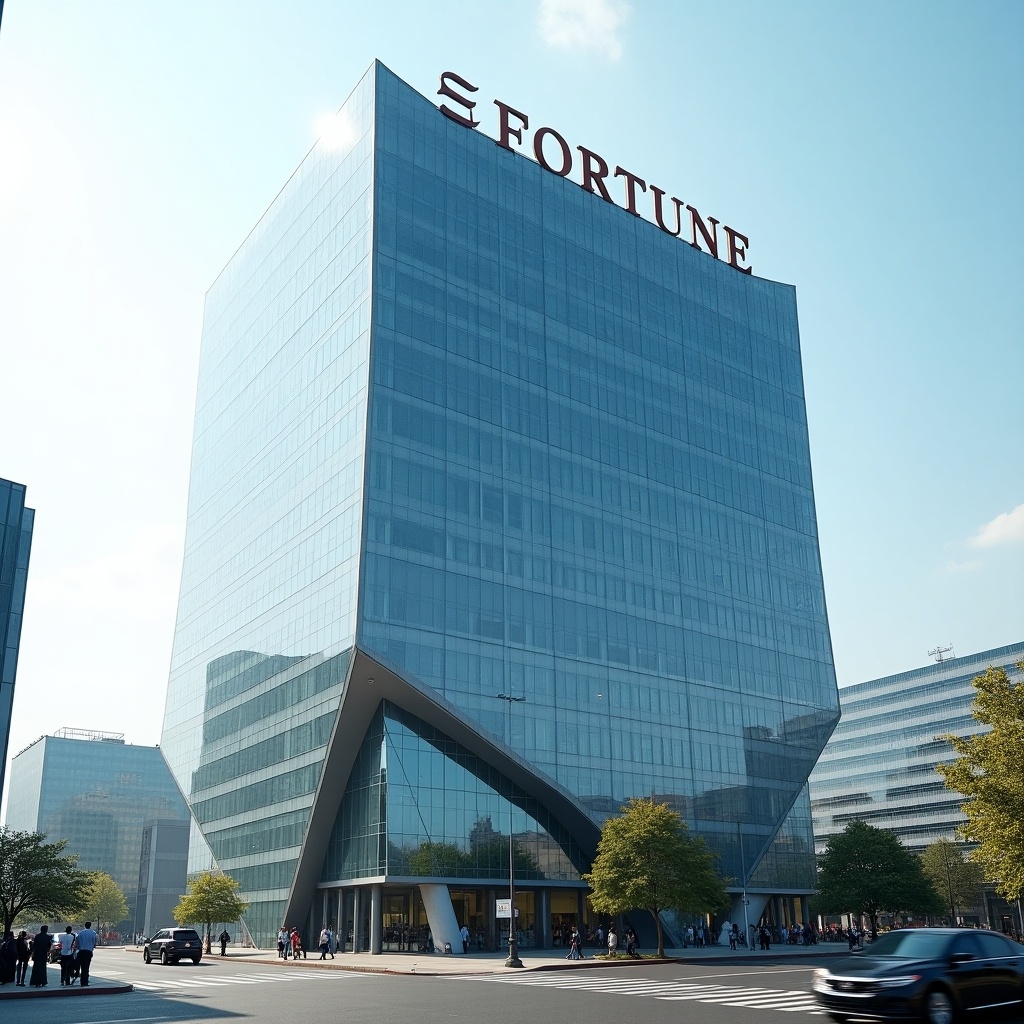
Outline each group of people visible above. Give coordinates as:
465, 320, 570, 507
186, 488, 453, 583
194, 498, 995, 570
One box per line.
0, 921, 98, 988
276, 925, 306, 959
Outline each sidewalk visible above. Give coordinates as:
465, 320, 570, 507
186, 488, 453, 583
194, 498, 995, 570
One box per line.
209, 940, 841, 976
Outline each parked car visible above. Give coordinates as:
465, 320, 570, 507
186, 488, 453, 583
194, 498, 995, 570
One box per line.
143, 927, 203, 965
813, 927, 1024, 1024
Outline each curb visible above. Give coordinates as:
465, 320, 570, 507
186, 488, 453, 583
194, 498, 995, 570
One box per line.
0, 984, 133, 1000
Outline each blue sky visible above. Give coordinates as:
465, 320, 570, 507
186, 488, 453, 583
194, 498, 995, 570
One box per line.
1, 0, 1021, 804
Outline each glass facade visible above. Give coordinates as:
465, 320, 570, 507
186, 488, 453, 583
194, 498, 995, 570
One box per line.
163, 61, 839, 949
5, 732, 189, 928
809, 642, 1024, 854
0, 477, 34, 799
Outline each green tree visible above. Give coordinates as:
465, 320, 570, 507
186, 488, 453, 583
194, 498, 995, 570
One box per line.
583, 798, 728, 958
816, 820, 943, 934
82, 871, 130, 933
0, 826, 91, 933
920, 840, 985, 924
173, 871, 249, 953
937, 661, 1024, 901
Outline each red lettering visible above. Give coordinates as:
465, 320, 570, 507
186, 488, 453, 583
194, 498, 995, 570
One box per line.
494, 100, 529, 151
438, 71, 479, 129
614, 167, 646, 216
533, 126, 573, 176
650, 186, 685, 237
687, 205, 719, 258
724, 226, 753, 274
576, 146, 613, 202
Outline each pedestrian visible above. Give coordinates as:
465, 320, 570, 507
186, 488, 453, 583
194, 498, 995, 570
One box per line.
318, 925, 331, 960
607, 925, 618, 957
58, 925, 77, 986
625, 926, 638, 958
278, 926, 289, 959
75, 920, 98, 986
0, 931, 16, 985
15, 931, 31, 986
460, 922, 470, 954
729, 923, 738, 951
290, 926, 304, 959
326, 926, 336, 958
30, 926, 52, 987
218, 929, 231, 956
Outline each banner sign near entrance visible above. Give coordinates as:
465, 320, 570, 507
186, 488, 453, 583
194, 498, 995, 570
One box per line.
496, 899, 518, 918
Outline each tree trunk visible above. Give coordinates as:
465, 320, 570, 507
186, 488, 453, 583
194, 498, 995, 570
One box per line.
205, 923, 212, 954
650, 908, 665, 958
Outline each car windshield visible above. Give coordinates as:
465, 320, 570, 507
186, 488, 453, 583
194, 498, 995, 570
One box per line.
865, 931, 950, 959
175, 931, 200, 940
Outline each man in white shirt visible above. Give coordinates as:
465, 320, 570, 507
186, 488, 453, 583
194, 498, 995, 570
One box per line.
58, 926, 76, 986
74, 921, 98, 987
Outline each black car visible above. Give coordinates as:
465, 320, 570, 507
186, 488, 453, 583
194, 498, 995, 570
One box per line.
143, 927, 203, 965
813, 928, 1024, 1024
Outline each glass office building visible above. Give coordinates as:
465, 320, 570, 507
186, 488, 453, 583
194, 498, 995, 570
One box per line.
809, 642, 1024, 855
5, 729, 190, 930
161, 62, 839, 951
0, 477, 34, 800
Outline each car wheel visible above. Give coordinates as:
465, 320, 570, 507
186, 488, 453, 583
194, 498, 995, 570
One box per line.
160, 949, 169, 966
826, 1015, 850, 1023
925, 986, 956, 1024
143, 949, 151, 964
192, 957, 201, 964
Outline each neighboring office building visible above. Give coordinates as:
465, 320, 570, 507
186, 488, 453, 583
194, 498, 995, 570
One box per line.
809, 642, 1024, 930
0, 477, 34, 799
5, 728, 190, 930
161, 61, 840, 951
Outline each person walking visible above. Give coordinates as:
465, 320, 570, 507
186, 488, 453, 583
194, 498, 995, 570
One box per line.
460, 923, 470, 954
290, 926, 304, 959
58, 925, 77, 985
15, 931, 31, 986
30, 926, 52, 987
0, 931, 16, 985
74, 920, 98, 986
218, 929, 231, 956
606, 925, 618, 957
318, 926, 331, 960
278, 926, 289, 959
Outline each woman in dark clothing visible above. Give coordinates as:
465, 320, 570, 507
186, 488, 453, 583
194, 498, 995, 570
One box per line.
0, 931, 17, 984
15, 931, 31, 986
30, 926, 52, 987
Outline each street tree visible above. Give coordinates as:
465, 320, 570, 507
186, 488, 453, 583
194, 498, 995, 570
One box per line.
938, 661, 1024, 901
583, 798, 727, 958
173, 871, 249, 953
920, 840, 985, 924
0, 826, 91, 933
82, 871, 130, 934
816, 820, 944, 934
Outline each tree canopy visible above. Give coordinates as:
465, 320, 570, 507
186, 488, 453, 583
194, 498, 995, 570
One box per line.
919, 840, 984, 923
82, 871, 130, 932
938, 661, 1024, 901
0, 826, 91, 933
583, 798, 727, 957
816, 820, 943, 933
173, 871, 249, 952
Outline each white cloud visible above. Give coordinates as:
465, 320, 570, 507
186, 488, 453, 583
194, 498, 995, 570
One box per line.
968, 502, 1024, 548
538, 0, 631, 61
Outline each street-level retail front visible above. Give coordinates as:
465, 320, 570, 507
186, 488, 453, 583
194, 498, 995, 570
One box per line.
315, 882, 593, 954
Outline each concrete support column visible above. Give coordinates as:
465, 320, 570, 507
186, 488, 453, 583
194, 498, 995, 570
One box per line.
419, 883, 461, 954
537, 889, 551, 949
338, 888, 349, 953
353, 888, 363, 953
370, 884, 383, 955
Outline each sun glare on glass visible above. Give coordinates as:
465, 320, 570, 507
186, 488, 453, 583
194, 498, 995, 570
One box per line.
315, 110, 357, 152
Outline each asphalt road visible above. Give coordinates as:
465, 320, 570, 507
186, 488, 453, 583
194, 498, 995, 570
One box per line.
11, 949, 1024, 1024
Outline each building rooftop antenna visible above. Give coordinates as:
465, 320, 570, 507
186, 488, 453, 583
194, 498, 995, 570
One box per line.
928, 645, 955, 663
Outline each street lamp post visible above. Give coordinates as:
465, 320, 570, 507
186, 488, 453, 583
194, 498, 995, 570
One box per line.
737, 822, 751, 949
495, 692, 525, 968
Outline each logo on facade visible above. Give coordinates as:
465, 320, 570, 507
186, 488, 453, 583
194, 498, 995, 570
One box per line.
438, 71, 752, 275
